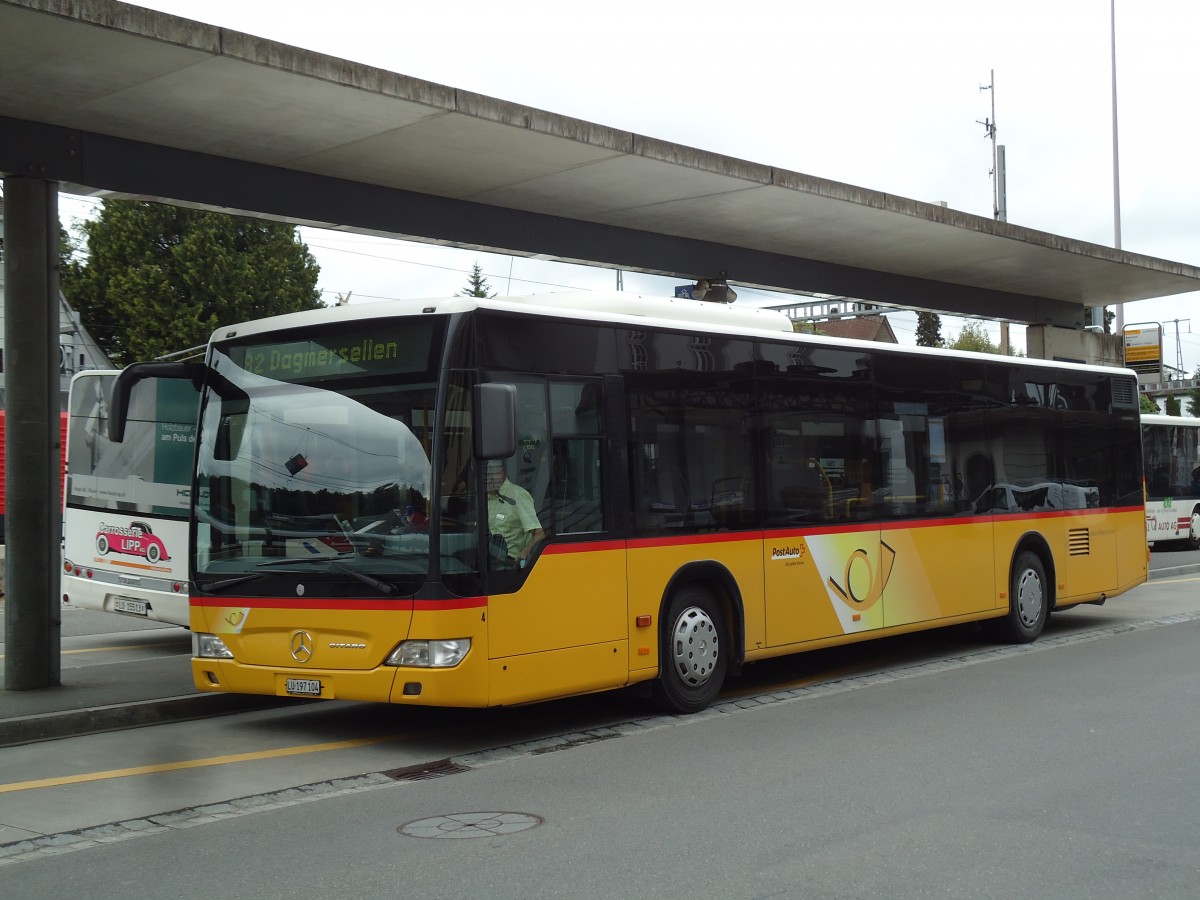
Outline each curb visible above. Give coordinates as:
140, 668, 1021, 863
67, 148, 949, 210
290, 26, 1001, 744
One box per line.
1148, 563, 1200, 580
0, 694, 294, 749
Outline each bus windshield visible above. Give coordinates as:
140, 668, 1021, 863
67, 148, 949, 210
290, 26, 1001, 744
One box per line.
193, 319, 450, 596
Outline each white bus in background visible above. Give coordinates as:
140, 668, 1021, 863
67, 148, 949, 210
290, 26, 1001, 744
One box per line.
63, 369, 200, 626
1142, 413, 1200, 550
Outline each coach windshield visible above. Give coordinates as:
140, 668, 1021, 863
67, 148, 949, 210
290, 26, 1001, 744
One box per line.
192, 318, 450, 597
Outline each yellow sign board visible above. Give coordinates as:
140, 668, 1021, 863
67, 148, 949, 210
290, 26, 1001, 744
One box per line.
1123, 325, 1162, 373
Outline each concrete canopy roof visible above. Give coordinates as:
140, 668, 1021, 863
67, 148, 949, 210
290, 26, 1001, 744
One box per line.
3, 0, 1199, 329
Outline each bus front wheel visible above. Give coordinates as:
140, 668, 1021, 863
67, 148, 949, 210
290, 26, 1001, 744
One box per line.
994, 550, 1048, 643
653, 585, 728, 714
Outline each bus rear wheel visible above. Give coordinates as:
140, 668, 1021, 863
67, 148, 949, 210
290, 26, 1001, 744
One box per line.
653, 585, 728, 714
994, 550, 1048, 643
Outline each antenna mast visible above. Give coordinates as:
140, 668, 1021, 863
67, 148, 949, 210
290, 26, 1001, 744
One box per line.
978, 70, 1005, 221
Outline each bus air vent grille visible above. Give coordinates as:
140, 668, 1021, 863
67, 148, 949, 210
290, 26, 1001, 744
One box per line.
1111, 379, 1137, 408
1068, 528, 1091, 556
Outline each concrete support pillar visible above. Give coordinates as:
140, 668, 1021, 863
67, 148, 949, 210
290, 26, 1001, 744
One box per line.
3, 176, 62, 690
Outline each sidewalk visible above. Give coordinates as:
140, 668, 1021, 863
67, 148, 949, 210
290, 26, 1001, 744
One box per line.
0, 644, 283, 748
1, 538, 286, 746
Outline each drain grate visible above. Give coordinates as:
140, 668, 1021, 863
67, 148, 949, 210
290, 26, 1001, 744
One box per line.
383, 758, 471, 781
399, 812, 543, 839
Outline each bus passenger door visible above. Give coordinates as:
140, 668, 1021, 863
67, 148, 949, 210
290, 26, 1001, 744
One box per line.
484, 376, 628, 705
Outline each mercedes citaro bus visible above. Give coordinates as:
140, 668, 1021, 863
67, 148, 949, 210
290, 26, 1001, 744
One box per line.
108, 292, 1149, 713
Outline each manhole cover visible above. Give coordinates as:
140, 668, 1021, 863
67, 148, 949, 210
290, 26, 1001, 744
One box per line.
399, 812, 543, 839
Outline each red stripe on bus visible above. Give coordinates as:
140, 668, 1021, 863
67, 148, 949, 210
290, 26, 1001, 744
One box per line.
190, 596, 488, 611
542, 540, 626, 554
189, 503, 1144, 610
629, 531, 761, 550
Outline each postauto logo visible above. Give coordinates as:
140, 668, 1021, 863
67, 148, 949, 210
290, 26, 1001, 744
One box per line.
95, 521, 171, 564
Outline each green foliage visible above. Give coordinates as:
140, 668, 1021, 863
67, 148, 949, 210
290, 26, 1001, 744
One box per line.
1189, 366, 1200, 417
915, 311, 943, 348
1164, 394, 1182, 416
948, 320, 1000, 354
60, 201, 322, 365
458, 262, 496, 298
1083, 306, 1115, 334
1139, 393, 1160, 414
792, 321, 825, 335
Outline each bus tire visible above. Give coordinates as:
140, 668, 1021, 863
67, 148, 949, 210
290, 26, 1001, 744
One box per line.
995, 550, 1048, 643
653, 584, 728, 714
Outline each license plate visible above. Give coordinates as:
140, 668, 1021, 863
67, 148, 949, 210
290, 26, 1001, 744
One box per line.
113, 597, 148, 616
285, 678, 322, 697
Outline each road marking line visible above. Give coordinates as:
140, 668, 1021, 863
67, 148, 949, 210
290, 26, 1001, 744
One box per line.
5, 610, 1199, 865
0, 641, 186, 660
0, 735, 399, 794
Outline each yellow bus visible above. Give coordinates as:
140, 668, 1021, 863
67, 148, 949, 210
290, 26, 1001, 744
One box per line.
110, 292, 1148, 713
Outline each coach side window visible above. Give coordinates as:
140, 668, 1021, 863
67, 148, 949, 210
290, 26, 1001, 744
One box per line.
547, 380, 605, 535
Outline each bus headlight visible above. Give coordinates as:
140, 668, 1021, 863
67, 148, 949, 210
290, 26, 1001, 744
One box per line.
193, 632, 235, 660
385, 638, 470, 668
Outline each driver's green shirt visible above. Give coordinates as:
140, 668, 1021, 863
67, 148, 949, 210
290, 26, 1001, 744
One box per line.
487, 480, 541, 558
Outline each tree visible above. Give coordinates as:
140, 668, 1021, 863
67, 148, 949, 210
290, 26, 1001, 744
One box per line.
915, 312, 943, 348
1188, 366, 1200, 416
1164, 394, 1182, 416
61, 200, 322, 365
1139, 393, 1160, 414
948, 320, 1000, 354
1084, 306, 1115, 334
459, 262, 496, 298
792, 321, 825, 335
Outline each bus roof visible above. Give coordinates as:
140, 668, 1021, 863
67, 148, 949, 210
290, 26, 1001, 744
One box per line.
1141, 414, 1200, 426
209, 292, 1138, 379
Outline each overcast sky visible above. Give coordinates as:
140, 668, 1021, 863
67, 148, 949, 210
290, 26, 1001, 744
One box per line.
59, 0, 1200, 373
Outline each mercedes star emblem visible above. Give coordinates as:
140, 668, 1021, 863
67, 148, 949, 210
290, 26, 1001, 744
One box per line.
290, 630, 314, 663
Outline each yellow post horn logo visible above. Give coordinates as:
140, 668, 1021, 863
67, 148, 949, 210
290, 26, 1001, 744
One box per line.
828, 540, 896, 612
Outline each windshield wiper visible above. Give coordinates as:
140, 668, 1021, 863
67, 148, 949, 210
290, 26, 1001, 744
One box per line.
196, 573, 270, 594
328, 561, 397, 596
256, 555, 398, 596
258, 553, 354, 567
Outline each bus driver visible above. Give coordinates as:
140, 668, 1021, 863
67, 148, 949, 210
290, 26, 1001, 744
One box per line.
486, 460, 544, 568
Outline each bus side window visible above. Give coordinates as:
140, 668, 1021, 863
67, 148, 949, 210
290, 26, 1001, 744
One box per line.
546, 381, 605, 536
549, 437, 604, 534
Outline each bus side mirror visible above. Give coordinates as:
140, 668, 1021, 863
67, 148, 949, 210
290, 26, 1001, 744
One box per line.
109, 362, 204, 442
474, 383, 517, 460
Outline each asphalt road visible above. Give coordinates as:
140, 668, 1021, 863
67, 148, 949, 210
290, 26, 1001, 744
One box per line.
3, 567, 1200, 897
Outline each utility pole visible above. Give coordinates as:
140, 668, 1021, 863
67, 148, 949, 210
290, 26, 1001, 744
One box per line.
978, 70, 1006, 222
1170, 319, 1191, 375
1110, 0, 1124, 332
979, 71, 1010, 353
